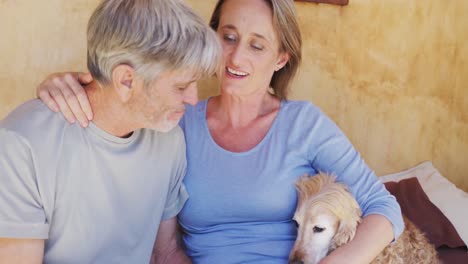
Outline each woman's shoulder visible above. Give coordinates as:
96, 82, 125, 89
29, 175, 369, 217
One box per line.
186, 99, 207, 112
181, 100, 207, 121
281, 99, 324, 117
180, 99, 208, 131
279, 99, 341, 134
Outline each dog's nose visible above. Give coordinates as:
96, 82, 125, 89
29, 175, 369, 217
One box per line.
289, 261, 304, 264
289, 249, 305, 264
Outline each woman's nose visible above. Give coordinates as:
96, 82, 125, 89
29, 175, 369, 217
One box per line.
228, 44, 244, 67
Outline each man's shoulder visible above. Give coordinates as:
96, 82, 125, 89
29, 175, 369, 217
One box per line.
1, 99, 65, 133
0, 99, 73, 150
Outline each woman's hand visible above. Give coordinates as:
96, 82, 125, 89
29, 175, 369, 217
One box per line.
36, 72, 94, 127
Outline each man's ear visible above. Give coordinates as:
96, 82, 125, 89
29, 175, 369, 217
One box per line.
112, 64, 135, 103
275, 52, 290, 72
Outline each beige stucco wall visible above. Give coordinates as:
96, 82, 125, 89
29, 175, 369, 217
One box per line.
1, 0, 467, 191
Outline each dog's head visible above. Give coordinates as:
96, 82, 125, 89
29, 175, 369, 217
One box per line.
289, 173, 362, 264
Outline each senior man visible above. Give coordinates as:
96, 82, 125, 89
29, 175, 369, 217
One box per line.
0, 0, 220, 263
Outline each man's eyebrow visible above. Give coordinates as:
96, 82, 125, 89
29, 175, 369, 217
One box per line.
176, 79, 198, 86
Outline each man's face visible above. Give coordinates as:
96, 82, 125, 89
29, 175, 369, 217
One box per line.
130, 69, 199, 132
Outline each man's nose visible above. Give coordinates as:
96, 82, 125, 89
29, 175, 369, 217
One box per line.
183, 82, 198, 106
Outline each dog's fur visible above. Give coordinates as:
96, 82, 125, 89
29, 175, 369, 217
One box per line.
289, 173, 439, 264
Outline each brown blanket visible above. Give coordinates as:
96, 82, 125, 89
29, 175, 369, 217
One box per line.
384, 177, 467, 263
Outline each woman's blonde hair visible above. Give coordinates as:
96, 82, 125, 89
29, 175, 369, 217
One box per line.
209, 0, 302, 100
87, 0, 221, 87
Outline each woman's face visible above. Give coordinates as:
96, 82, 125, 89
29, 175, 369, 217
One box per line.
217, 0, 289, 97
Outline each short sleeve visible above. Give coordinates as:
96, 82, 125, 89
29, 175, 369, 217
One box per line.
0, 129, 49, 239
161, 130, 189, 220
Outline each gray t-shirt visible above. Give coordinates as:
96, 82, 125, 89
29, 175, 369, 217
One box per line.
0, 100, 189, 263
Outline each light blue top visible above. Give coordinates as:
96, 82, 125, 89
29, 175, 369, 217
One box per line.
0, 100, 188, 264
178, 99, 403, 264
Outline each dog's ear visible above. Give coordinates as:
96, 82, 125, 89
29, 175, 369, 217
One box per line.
330, 198, 362, 250
330, 217, 360, 250
295, 174, 311, 209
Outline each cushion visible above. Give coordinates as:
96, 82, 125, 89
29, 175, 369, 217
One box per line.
384, 177, 465, 248
436, 246, 468, 263
380, 161, 468, 248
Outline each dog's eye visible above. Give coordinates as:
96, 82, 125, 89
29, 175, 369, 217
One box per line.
292, 220, 299, 228
313, 226, 325, 233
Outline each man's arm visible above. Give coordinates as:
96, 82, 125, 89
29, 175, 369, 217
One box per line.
0, 130, 48, 263
0, 238, 44, 264
151, 217, 191, 264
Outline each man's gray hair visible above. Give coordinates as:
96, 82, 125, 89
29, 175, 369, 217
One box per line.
87, 0, 221, 86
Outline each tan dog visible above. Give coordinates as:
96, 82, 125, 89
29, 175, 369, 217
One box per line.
289, 173, 439, 264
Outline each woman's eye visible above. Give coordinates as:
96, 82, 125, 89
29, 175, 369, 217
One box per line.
313, 226, 325, 233
251, 44, 264, 51
223, 34, 236, 43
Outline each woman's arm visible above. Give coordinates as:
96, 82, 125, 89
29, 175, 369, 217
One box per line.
320, 214, 394, 264
302, 103, 404, 262
36, 72, 94, 127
